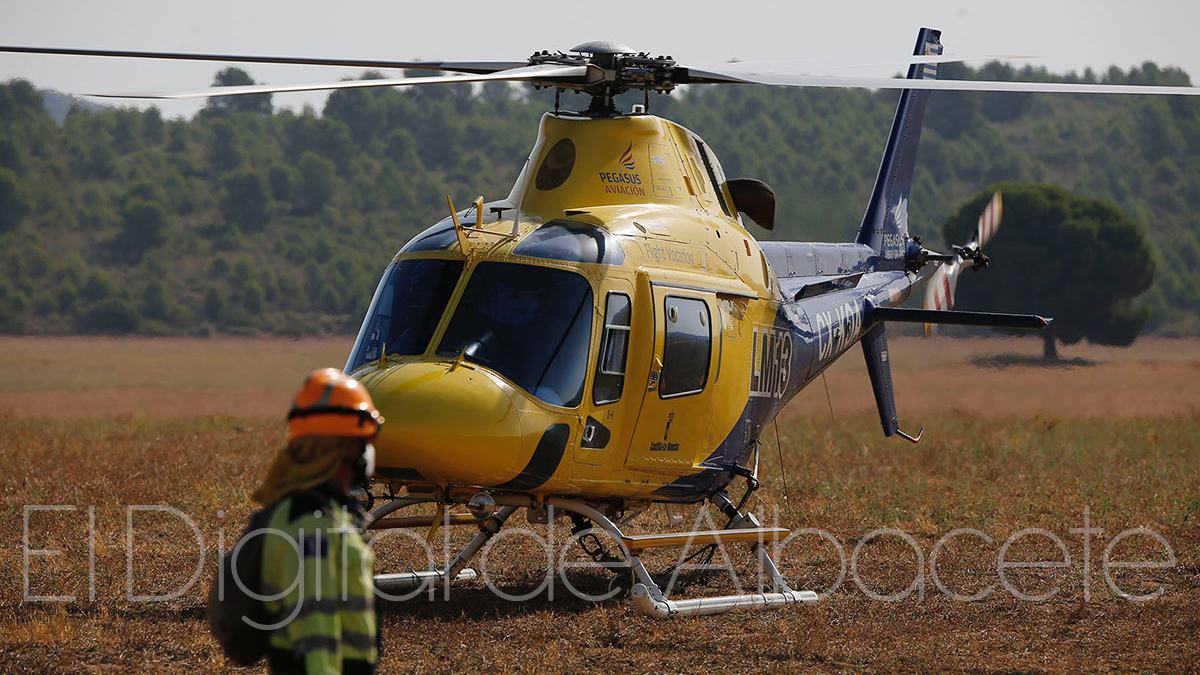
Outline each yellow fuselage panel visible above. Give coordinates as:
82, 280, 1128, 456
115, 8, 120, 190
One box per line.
513, 113, 694, 216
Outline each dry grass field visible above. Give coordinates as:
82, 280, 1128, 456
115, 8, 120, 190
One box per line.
1, 336, 1198, 672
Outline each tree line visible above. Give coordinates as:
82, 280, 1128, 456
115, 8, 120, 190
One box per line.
0, 60, 1196, 336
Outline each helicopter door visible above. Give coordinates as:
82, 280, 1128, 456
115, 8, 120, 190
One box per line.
624, 281, 718, 474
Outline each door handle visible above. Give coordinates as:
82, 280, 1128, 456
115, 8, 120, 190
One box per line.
647, 356, 663, 391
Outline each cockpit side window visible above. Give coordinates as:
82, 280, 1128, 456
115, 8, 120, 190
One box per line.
345, 258, 464, 372
593, 293, 632, 405
695, 139, 733, 217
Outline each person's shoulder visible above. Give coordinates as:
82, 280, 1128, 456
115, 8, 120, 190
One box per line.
271, 489, 340, 526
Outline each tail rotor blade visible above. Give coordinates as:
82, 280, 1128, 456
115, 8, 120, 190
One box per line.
923, 261, 960, 335
975, 191, 1003, 248
924, 190, 1005, 334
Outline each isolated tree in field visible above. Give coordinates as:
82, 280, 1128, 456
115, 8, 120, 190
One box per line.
943, 183, 1155, 359
205, 67, 272, 115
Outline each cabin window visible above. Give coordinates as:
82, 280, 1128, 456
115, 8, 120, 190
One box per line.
437, 262, 593, 407
593, 293, 632, 405
346, 259, 464, 372
535, 138, 576, 191
660, 296, 711, 397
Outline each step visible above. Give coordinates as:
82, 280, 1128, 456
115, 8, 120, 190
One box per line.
621, 527, 789, 553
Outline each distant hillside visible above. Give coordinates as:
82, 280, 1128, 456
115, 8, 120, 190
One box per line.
38, 88, 110, 124
0, 62, 1197, 337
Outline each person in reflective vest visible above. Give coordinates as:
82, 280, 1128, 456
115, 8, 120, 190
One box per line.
254, 368, 384, 674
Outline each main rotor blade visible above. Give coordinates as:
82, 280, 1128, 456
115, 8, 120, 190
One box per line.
86, 64, 588, 99
684, 69, 1200, 96
0, 45, 523, 74
690, 53, 1038, 72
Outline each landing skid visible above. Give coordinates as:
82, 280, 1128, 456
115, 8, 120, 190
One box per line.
363, 492, 818, 618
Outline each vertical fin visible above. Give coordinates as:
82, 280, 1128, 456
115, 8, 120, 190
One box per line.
860, 323, 899, 437
856, 27, 943, 268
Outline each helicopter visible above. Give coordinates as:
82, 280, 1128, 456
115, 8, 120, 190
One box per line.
5, 28, 1198, 618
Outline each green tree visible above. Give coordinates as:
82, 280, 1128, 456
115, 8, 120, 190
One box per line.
324, 73, 389, 146
142, 107, 165, 145
0, 168, 27, 232
205, 67, 272, 115
209, 118, 243, 171
78, 298, 140, 334
0, 79, 42, 121
943, 183, 1156, 359
116, 199, 168, 262
220, 169, 271, 229
141, 279, 175, 321
240, 280, 264, 315
0, 130, 21, 170
268, 163, 298, 201
80, 270, 115, 303
112, 109, 142, 154
295, 151, 336, 214
204, 286, 227, 322
83, 131, 116, 179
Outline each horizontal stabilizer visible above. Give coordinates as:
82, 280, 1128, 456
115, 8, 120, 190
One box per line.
874, 307, 1050, 329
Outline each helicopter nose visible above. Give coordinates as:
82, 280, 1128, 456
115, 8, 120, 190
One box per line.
360, 362, 530, 486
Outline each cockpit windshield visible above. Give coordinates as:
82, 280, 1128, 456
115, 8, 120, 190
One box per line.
346, 258, 464, 372
437, 262, 593, 407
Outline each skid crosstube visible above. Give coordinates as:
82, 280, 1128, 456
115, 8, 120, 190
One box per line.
365, 492, 818, 619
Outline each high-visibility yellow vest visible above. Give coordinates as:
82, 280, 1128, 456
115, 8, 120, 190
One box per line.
259, 490, 377, 673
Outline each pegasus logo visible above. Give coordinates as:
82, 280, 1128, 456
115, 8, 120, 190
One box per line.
881, 197, 909, 259
598, 142, 644, 195
890, 197, 908, 233
618, 142, 635, 170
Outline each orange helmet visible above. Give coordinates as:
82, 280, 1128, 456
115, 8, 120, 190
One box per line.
286, 368, 384, 442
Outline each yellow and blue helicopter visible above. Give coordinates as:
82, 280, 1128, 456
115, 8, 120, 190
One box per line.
7, 28, 1198, 617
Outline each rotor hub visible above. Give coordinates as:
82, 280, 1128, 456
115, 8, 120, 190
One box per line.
527, 43, 680, 112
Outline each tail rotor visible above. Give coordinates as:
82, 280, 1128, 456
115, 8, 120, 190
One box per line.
923, 191, 1003, 334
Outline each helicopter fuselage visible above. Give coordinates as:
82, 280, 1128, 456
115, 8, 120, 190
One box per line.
345, 111, 915, 505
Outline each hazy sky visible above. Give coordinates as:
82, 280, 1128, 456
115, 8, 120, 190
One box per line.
1, 0, 1197, 117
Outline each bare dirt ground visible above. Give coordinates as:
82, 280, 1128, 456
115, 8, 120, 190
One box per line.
2, 335, 1197, 419
0, 337, 1197, 672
